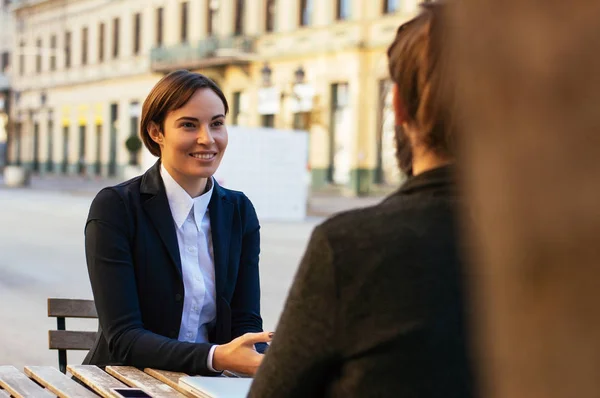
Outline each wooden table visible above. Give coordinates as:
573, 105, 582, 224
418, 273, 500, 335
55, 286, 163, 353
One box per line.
0, 365, 200, 398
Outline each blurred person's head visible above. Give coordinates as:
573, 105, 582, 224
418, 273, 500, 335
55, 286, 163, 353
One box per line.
141, 70, 229, 196
387, 2, 453, 177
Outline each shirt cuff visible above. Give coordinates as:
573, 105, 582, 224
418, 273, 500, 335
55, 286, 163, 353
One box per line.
207, 345, 219, 372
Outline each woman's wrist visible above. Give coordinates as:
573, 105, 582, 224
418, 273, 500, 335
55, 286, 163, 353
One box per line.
212, 344, 227, 371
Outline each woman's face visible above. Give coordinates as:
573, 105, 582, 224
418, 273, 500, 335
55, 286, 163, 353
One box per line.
153, 88, 228, 184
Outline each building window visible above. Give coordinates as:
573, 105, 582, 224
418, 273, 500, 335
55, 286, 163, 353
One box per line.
64, 32, 71, 69
0, 51, 9, 73
156, 7, 164, 46
98, 23, 105, 62
293, 112, 309, 130
265, 0, 275, 33
261, 114, 275, 128
133, 13, 141, 55
299, 0, 313, 27
78, 125, 86, 175
234, 0, 244, 36
47, 116, 54, 172
112, 18, 120, 58
62, 126, 69, 174
180, 2, 188, 43
95, 124, 102, 176
383, 0, 399, 14
232, 91, 241, 125
19, 41, 25, 75
207, 1, 218, 36
50, 35, 56, 70
36, 38, 42, 73
15, 122, 22, 165
81, 27, 88, 65
336, 0, 351, 20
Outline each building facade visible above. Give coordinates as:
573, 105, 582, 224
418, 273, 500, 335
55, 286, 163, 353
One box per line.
0, 0, 14, 169
9, 0, 416, 194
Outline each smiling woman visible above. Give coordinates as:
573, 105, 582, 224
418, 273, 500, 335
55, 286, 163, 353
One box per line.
83, 70, 272, 376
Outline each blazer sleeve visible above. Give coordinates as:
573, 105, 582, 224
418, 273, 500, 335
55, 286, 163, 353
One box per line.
85, 188, 218, 375
248, 224, 338, 398
229, 195, 265, 349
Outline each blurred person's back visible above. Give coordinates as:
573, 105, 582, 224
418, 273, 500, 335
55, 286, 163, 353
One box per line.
307, 165, 471, 397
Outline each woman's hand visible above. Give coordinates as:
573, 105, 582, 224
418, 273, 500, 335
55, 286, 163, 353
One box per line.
213, 332, 273, 375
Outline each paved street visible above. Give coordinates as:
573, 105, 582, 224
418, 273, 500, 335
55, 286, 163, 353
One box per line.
0, 180, 385, 369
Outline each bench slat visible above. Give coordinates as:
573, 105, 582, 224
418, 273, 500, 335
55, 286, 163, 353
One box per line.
48, 298, 97, 319
0, 366, 54, 398
67, 365, 126, 398
143, 369, 191, 395
106, 366, 186, 398
49, 331, 97, 350
24, 366, 98, 398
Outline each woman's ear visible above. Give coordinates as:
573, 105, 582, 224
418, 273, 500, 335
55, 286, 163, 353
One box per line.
392, 84, 408, 127
147, 122, 163, 145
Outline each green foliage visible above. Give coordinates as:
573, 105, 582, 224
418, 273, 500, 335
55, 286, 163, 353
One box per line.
125, 135, 143, 153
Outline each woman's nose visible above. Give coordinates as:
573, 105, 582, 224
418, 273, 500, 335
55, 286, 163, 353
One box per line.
197, 124, 215, 145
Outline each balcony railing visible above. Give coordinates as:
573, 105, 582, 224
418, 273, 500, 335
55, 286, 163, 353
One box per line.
150, 36, 255, 73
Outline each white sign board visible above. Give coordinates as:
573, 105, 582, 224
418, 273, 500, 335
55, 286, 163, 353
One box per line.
290, 84, 315, 113
257, 87, 281, 115
142, 126, 309, 221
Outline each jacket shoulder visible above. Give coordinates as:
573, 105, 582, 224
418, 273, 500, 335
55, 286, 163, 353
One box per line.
217, 185, 254, 208
88, 176, 143, 222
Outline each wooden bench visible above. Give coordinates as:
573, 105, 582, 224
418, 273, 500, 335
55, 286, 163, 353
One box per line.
47, 298, 98, 374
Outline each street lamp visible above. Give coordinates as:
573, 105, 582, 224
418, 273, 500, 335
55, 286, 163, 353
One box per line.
294, 66, 305, 85
260, 62, 272, 87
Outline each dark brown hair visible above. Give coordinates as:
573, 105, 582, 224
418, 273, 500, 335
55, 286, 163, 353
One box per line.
140, 70, 229, 157
387, 2, 453, 172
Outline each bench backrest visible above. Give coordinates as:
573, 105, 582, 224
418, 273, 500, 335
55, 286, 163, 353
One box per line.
47, 298, 98, 373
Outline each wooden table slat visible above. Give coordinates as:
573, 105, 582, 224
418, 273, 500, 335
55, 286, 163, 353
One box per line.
0, 366, 54, 398
106, 367, 186, 398
67, 365, 127, 398
143, 369, 193, 397
25, 366, 98, 398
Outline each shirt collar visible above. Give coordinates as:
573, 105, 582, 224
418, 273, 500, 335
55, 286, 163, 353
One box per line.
160, 164, 214, 229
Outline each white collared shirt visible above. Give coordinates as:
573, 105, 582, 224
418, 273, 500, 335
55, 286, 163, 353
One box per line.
160, 165, 219, 371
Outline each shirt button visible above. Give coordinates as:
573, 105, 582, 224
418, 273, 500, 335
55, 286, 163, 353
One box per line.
187, 246, 196, 253
193, 306, 199, 313
187, 332, 193, 338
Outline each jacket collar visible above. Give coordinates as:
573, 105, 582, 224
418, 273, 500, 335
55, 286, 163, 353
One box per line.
397, 164, 456, 196
141, 160, 229, 201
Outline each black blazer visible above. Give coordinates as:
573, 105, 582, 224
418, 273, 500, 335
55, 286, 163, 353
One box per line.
83, 161, 265, 375
249, 166, 473, 397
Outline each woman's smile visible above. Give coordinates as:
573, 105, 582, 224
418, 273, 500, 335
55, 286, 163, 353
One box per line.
189, 152, 218, 161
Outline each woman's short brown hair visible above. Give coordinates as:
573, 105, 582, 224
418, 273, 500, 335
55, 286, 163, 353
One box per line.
387, 2, 453, 160
140, 70, 229, 157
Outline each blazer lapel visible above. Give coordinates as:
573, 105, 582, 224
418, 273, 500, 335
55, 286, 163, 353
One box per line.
209, 182, 233, 298
140, 161, 183, 278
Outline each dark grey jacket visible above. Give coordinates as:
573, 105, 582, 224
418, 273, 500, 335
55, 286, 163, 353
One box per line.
249, 165, 473, 398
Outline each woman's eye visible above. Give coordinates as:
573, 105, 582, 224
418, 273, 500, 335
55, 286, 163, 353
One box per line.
211, 120, 224, 128
181, 122, 196, 128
